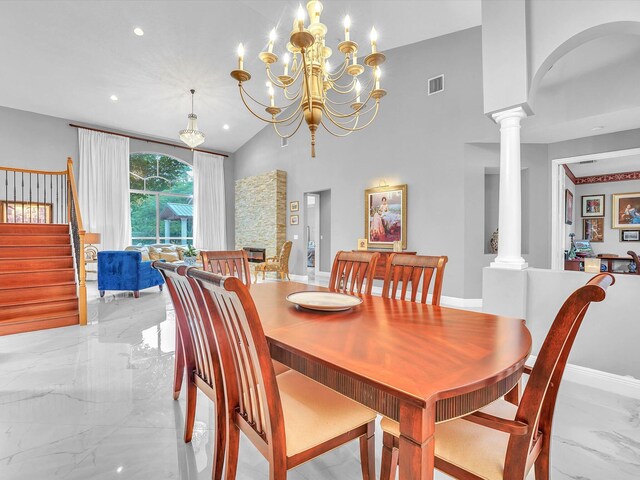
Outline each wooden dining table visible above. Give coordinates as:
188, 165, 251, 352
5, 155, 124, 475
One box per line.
251, 281, 532, 480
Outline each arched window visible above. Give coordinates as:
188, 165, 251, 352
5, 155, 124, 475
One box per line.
129, 153, 193, 245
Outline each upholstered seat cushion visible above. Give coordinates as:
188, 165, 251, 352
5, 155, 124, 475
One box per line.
276, 371, 376, 458
380, 399, 534, 480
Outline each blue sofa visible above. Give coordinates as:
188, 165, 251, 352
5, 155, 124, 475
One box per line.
98, 251, 164, 298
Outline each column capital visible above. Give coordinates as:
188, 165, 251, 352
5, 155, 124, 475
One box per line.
491, 106, 527, 125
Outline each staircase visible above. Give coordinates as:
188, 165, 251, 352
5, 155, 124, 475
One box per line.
0, 223, 80, 335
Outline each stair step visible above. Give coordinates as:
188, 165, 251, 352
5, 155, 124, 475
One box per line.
0, 285, 77, 306
0, 313, 79, 336
0, 245, 72, 258
0, 299, 78, 321
0, 257, 74, 272
0, 234, 70, 246
0, 269, 76, 289
0, 224, 68, 235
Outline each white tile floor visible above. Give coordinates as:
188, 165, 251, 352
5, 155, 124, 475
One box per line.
0, 278, 638, 479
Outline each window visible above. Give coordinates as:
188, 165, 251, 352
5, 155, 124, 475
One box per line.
129, 153, 193, 246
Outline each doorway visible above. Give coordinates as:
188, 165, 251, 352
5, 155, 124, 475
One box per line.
304, 190, 331, 280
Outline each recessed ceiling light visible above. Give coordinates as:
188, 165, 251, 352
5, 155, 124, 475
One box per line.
110, 94, 118, 101
223, 124, 230, 130
133, 27, 144, 36
591, 126, 604, 131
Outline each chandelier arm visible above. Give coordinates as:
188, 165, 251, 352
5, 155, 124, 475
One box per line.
284, 83, 304, 100
327, 57, 350, 82
326, 78, 357, 95
323, 91, 378, 118
323, 102, 380, 132
319, 116, 359, 137
266, 66, 304, 90
240, 84, 303, 117
324, 77, 374, 106
238, 85, 304, 124
272, 112, 305, 138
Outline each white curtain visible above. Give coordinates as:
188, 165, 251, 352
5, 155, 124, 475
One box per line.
78, 129, 131, 250
193, 151, 227, 250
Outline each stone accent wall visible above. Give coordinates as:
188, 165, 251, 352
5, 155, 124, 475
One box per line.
235, 170, 286, 258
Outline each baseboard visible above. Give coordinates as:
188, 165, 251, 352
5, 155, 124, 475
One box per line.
528, 355, 640, 399
316, 271, 330, 278
289, 274, 309, 282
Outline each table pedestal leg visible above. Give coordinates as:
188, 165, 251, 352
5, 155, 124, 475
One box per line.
398, 402, 435, 480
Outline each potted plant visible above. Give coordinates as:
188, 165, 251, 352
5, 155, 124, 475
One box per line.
183, 244, 198, 266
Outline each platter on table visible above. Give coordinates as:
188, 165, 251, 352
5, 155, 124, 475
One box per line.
285, 291, 363, 312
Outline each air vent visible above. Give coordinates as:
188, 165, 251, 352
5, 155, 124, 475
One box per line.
281, 137, 288, 148
428, 75, 444, 95
578, 160, 597, 165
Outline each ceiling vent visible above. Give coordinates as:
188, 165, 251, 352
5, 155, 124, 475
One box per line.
281, 137, 288, 148
578, 160, 597, 165
428, 75, 444, 95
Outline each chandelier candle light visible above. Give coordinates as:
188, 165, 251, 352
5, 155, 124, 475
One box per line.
230, 0, 387, 157
179, 89, 205, 149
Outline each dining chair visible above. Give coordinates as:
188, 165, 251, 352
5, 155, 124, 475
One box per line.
153, 261, 227, 480
382, 253, 448, 305
627, 250, 639, 275
201, 250, 253, 286
379, 273, 615, 480
254, 240, 293, 282
329, 250, 380, 295
188, 268, 378, 480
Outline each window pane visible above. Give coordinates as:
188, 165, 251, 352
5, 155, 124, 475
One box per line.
130, 193, 157, 240
129, 153, 158, 188
130, 173, 144, 190
158, 195, 193, 245
159, 156, 193, 195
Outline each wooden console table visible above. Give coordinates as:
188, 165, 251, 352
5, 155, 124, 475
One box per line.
353, 250, 417, 280
564, 255, 634, 274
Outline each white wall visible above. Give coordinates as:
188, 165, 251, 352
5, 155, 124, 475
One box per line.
575, 179, 640, 256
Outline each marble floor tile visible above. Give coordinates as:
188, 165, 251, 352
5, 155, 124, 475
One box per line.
0, 280, 637, 479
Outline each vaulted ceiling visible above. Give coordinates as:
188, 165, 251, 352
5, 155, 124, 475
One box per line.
0, 0, 481, 152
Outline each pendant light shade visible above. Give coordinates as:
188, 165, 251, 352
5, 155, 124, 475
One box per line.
179, 89, 205, 148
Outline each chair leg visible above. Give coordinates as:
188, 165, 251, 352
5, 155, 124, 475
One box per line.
184, 376, 197, 443
99, 290, 105, 298
225, 423, 240, 480
380, 432, 398, 480
173, 334, 184, 400
262, 270, 266, 280
534, 436, 551, 480
212, 400, 227, 480
134, 291, 140, 298
159, 284, 163, 292
359, 421, 376, 480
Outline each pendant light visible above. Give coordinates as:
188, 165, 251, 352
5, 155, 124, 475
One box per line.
179, 89, 205, 149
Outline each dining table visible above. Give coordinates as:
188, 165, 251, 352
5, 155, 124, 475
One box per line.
251, 281, 532, 480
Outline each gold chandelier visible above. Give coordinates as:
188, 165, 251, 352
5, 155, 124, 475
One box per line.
230, 0, 386, 157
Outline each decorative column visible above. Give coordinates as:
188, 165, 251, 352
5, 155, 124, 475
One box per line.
490, 106, 528, 270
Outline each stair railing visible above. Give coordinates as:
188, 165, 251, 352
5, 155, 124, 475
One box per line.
66, 158, 87, 326
0, 159, 87, 326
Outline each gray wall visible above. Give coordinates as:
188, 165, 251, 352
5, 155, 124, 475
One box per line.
234, 27, 498, 299
319, 190, 332, 272
0, 106, 235, 248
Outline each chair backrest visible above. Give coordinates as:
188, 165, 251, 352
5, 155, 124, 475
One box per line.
382, 254, 448, 305
504, 273, 614, 477
153, 262, 223, 395
187, 268, 286, 465
329, 250, 380, 295
627, 250, 639, 275
277, 241, 293, 270
200, 250, 252, 286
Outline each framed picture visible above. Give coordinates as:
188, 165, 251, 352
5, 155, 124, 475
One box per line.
1, 201, 52, 223
365, 184, 407, 249
583, 218, 604, 242
290, 201, 299, 212
564, 189, 574, 225
612, 192, 640, 229
290, 215, 299, 225
357, 238, 368, 251
621, 230, 640, 242
581, 194, 605, 217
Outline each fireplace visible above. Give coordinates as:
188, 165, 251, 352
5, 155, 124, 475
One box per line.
243, 247, 267, 263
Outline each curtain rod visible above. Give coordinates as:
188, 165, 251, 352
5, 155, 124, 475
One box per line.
68, 123, 229, 158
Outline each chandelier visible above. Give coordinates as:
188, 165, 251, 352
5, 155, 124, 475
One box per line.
179, 89, 205, 149
230, 0, 386, 157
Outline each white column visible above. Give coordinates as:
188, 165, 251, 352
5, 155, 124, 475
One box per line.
490, 106, 528, 270
164, 220, 171, 241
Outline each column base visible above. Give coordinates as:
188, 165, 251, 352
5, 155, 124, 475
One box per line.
490, 258, 529, 270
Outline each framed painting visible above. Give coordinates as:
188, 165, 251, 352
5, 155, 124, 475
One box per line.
621, 230, 640, 242
581, 194, 605, 217
290, 215, 299, 225
612, 192, 640, 229
564, 189, 574, 225
365, 184, 407, 249
583, 218, 604, 242
1, 201, 52, 223
290, 201, 299, 212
